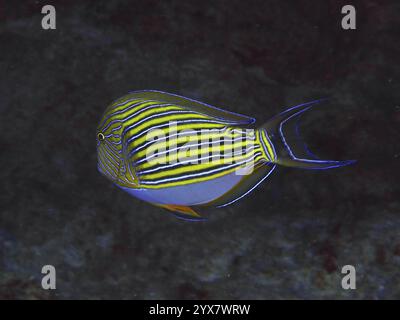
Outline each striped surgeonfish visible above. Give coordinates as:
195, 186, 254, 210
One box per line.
96, 90, 355, 220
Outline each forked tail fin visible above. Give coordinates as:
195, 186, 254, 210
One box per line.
259, 99, 356, 169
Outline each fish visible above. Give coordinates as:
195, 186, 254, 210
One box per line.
96, 90, 355, 220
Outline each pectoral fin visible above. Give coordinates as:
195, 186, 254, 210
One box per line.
156, 204, 206, 221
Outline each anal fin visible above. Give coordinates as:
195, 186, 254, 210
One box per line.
204, 161, 277, 208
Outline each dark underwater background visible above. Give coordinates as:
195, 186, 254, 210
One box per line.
0, 0, 399, 299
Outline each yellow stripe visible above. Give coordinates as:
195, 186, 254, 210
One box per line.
101, 99, 142, 120
125, 113, 212, 142
261, 130, 275, 161
110, 98, 143, 112
140, 161, 262, 189
134, 128, 248, 159
140, 148, 260, 180
98, 148, 118, 175
101, 101, 160, 129
127, 123, 227, 156
120, 105, 183, 128
137, 139, 255, 170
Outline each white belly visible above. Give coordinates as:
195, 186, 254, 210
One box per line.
118, 171, 243, 206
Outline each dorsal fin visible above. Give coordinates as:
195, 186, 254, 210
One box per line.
125, 90, 256, 125
202, 162, 276, 208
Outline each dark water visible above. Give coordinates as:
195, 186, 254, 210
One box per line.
0, 0, 399, 299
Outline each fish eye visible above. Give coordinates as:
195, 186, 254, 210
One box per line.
97, 132, 105, 141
